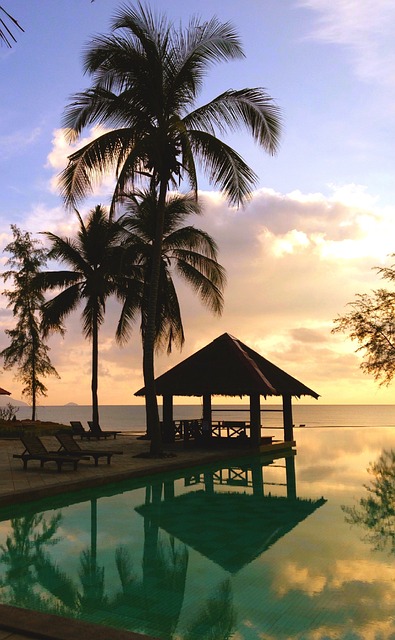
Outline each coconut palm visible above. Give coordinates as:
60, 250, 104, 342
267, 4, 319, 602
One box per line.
116, 191, 226, 427
59, 3, 282, 453
39, 205, 141, 430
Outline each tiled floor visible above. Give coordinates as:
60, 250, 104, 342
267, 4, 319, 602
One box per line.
0, 433, 247, 506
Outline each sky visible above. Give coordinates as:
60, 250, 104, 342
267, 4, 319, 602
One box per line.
0, 0, 395, 407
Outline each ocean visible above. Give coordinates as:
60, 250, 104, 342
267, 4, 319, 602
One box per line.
9, 403, 395, 431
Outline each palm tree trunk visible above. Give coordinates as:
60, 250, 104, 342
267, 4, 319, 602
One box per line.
31, 331, 37, 421
31, 358, 36, 421
91, 308, 100, 430
143, 182, 167, 455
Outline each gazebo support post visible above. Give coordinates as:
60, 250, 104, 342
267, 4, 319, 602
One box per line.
162, 394, 174, 443
202, 394, 212, 437
286, 455, 297, 499
251, 460, 264, 496
204, 471, 214, 495
283, 394, 294, 442
250, 393, 261, 447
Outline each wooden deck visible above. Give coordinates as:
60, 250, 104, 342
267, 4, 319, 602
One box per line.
259, 439, 296, 454
163, 419, 296, 454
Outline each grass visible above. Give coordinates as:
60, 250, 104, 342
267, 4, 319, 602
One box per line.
0, 419, 70, 438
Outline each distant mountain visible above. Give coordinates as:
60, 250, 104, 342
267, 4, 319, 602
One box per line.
64, 402, 79, 406
0, 396, 28, 406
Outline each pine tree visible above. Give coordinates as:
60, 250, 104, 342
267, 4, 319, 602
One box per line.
0, 225, 59, 420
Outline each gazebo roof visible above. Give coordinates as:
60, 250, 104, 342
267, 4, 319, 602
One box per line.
135, 332, 319, 398
0, 387, 11, 396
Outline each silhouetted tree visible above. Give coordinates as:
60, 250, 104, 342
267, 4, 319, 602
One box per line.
333, 256, 395, 386
0, 225, 59, 420
38, 206, 139, 430
59, 3, 282, 455
117, 191, 225, 436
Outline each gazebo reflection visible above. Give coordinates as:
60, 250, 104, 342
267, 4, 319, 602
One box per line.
136, 452, 326, 575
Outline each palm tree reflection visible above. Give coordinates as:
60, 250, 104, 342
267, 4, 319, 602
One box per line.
183, 579, 236, 640
0, 510, 108, 620
343, 448, 395, 554
113, 534, 189, 638
0, 513, 76, 613
112, 479, 236, 639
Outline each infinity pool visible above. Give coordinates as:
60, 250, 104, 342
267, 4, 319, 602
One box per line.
0, 427, 394, 639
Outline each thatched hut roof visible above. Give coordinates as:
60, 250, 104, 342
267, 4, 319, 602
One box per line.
135, 332, 319, 398
0, 387, 11, 396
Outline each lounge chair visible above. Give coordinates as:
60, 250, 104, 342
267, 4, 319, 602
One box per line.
87, 420, 120, 439
70, 420, 99, 440
13, 434, 88, 472
55, 432, 123, 467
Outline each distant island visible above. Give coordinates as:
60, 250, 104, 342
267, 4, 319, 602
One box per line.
64, 402, 79, 406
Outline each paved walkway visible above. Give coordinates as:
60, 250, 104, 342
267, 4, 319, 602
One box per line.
0, 432, 252, 639
0, 432, 249, 505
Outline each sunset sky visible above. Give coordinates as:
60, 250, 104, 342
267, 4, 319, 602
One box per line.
1, 0, 395, 406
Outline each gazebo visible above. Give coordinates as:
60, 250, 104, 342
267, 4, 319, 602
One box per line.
135, 332, 319, 447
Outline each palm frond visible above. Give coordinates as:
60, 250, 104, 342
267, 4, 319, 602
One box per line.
185, 88, 281, 153
153, 270, 184, 354
169, 16, 244, 106
0, 6, 24, 48
42, 233, 90, 276
41, 285, 81, 336
37, 269, 83, 291
164, 226, 218, 258
59, 129, 137, 207
175, 258, 225, 316
189, 130, 258, 206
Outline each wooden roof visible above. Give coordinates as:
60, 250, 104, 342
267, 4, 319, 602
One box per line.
135, 332, 319, 398
0, 387, 11, 396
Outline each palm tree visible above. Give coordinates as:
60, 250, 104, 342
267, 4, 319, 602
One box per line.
39, 205, 140, 430
116, 191, 226, 435
59, 3, 282, 454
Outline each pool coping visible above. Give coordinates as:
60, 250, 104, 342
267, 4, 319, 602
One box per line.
0, 443, 264, 640
0, 604, 161, 640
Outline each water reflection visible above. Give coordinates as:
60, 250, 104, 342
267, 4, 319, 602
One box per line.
343, 448, 395, 555
0, 451, 327, 639
183, 579, 236, 640
0, 513, 72, 612
136, 453, 325, 575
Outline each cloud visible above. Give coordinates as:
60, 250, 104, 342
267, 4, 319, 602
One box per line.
1, 182, 394, 404
0, 127, 41, 160
290, 327, 328, 343
298, 0, 395, 89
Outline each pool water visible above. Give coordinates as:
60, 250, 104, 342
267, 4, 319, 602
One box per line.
0, 426, 394, 639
